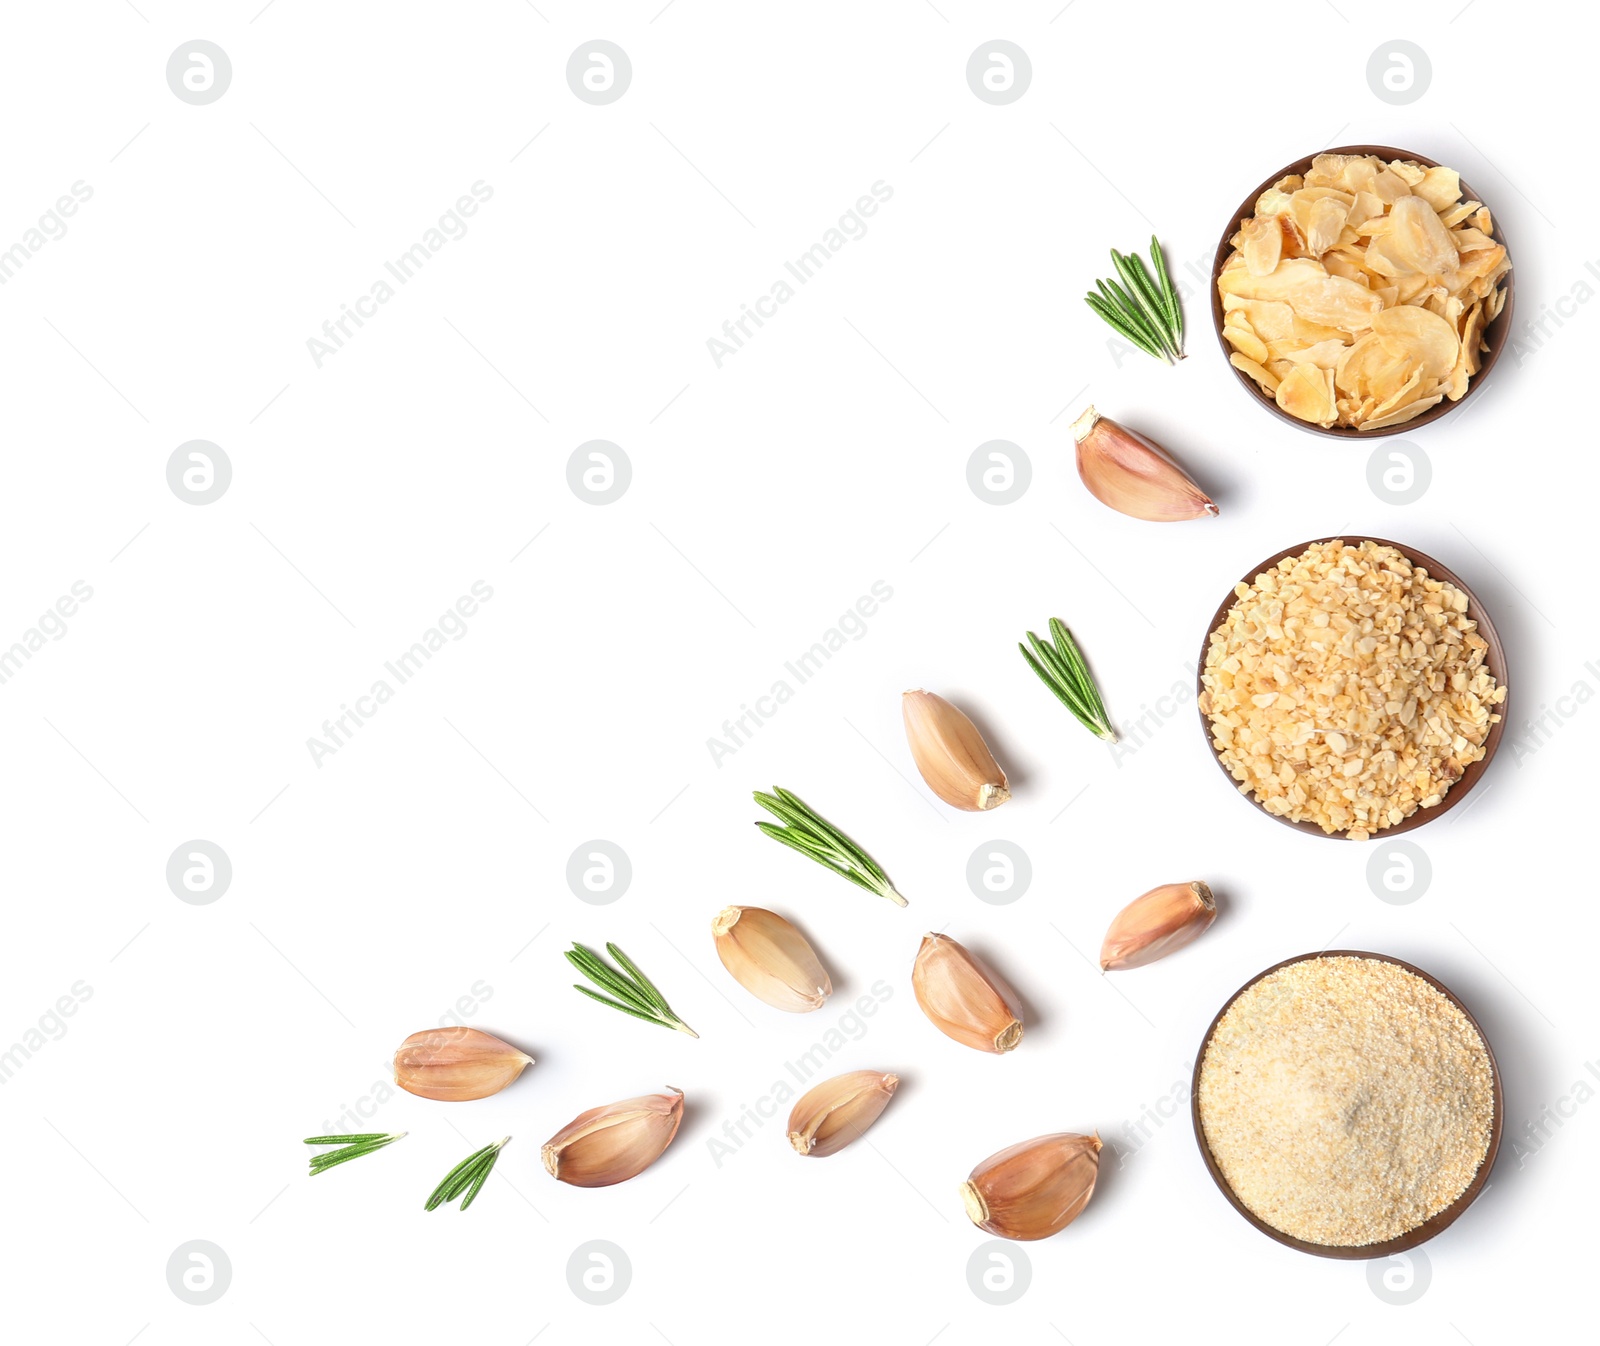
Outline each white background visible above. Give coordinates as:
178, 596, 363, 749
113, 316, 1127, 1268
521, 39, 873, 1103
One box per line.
2, 3, 1594, 1343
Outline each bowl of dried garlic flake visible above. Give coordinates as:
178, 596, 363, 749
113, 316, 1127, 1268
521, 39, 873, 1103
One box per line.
1211, 146, 1514, 437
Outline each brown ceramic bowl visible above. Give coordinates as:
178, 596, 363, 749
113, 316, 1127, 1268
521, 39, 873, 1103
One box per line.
1196, 536, 1508, 839
1210, 144, 1515, 437
1191, 949, 1503, 1259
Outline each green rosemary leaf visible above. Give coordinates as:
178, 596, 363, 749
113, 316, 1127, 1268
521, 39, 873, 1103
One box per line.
425, 1165, 467, 1209
304, 1133, 388, 1146
1025, 630, 1088, 706
1088, 273, 1164, 344
571, 953, 661, 1018
572, 984, 671, 1028
1149, 234, 1182, 338
563, 942, 608, 973
566, 947, 653, 1010
442, 1148, 496, 1202
1048, 619, 1115, 738
756, 796, 860, 862
753, 790, 821, 834
753, 788, 906, 906
310, 1147, 387, 1176
1020, 620, 1118, 741
425, 1149, 486, 1210
567, 946, 696, 1036
1115, 248, 1166, 316
459, 1158, 495, 1211
1086, 238, 1185, 364
754, 819, 846, 868
1125, 251, 1182, 359
1094, 275, 1160, 339
762, 825, 889, 899
1125, 251, 1170, 326
582, 947, 656, 1005
305, 1132, 406, 1176
1019, 641, 1096, 722
605, 943, 671, 1014
772, 788, 883, 879
1025, 626, 1066, 672
426, 1139, 508, 1212
1084, 295, 1163, 356
1111, 250, 1175, 355
439, 1163, 482, 1204
564, 942, 614, 974
771, 788, 888, 882
1048, 617, 1095, 688
754, 823, 859, 886
834, 865, 893, 898
461, 1138, 511, 1209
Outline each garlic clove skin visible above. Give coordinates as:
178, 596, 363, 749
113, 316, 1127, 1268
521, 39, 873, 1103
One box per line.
912, 933, 1023, 1053
1072, 405, 1218, 522
393, 1026, 534, 1101
960, 1132, 1102, 1240
541, 1088, 684, 1187
787, 1070, 899, 1157
902, 690, 1010, 811
713, 906, 832, 1013
1100, 882, 1216, 970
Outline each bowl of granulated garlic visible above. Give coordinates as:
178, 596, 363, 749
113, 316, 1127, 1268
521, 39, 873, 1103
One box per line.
1192, 950, 1502, 1257
1196, 537, 1507, 839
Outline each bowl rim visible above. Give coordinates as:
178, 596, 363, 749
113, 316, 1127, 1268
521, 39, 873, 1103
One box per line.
1195, 535, 1508, 840
1209, 143, 1515, 438
1190, 948, 1504, 1259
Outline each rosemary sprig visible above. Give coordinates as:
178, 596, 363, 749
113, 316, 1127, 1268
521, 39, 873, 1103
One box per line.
1019, 618, 1118, 742
1085, 235, 1185, 364
1149, 234, 1183, 347
425, 1136, 510, 1211
304, 1131, 406, 1176
753, 786, 907, 907
566, 942, 698, 1037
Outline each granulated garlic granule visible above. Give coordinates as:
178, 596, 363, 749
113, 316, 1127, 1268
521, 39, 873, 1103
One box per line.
1198, 539, 1505, 838
1198, 956, 1495, 1246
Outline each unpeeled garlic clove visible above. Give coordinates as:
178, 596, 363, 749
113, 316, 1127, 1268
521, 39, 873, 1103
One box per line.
541, 1087, 684, 1187
912, 933, 1023, 1053
1100, 881, 1216, 970
960, 1132, 1102, 1241
1071, 405, 1217, 522
902, 690, 1010, 811
787, 1070, 898, 1157
713, 906, 831, 1013
393, 1026, 533, 1101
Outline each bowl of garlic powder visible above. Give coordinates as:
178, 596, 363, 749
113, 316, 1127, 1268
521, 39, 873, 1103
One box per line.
1192, 950, 1502, 1257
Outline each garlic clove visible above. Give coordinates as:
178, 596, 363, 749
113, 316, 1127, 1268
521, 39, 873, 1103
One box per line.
787, 1070, 899, 1157
713, 906, 832, 1013
1071, 405, 1218, 522
912, 933, 1023, 1053
541, 1088, 684, 1187
1100, 881, 1216, 970
960, 1132, 1102, 1241
393, 1026, 534, 1101
902, 690, 1010, 811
